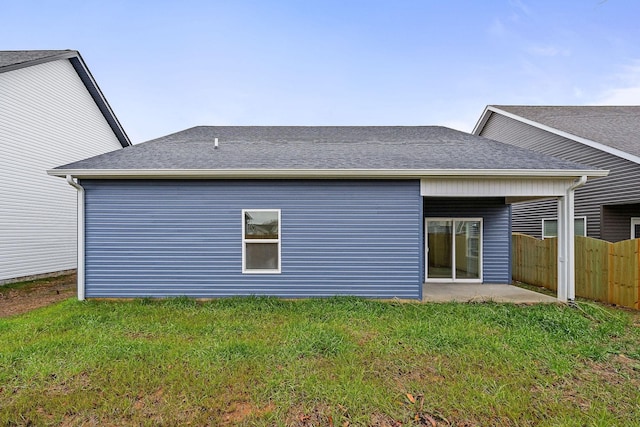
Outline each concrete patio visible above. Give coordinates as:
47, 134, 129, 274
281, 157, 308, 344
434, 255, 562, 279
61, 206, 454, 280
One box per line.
422, 283, 559, 304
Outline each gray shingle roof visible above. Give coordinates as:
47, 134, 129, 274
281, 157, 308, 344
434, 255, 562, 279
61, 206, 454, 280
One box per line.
54, 126, 598, 173
0, 50, 75, 70
492, 105, 640, 158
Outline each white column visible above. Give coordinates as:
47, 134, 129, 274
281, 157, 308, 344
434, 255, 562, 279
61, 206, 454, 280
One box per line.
566, 188, 576, 302
556, 188, 577, 303
557, 195, 568, 302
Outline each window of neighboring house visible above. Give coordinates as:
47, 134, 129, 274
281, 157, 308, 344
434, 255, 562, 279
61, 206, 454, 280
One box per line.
542, 217, 586, 239
242, 209, 281, 273
632, 217, 640, 239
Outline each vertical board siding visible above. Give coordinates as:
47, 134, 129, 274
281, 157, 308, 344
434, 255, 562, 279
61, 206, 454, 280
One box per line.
83, 180, 423, 299
480, 113, 640, 241
0, 59, 124, 282
424, 198, 511, 283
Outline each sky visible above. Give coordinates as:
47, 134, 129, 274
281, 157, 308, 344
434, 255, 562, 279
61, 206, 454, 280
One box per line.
2, 0, 640, 143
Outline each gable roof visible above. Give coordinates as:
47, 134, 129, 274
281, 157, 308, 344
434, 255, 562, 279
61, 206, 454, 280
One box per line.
473, 105, 640, 164
49, 126, 606, 179
0, 50, 131, 148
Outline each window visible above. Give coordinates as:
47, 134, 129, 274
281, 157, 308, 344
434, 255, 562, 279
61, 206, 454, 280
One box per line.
632, 218, 640, 239
542, 217, 586, 239
242, 209, 281, 273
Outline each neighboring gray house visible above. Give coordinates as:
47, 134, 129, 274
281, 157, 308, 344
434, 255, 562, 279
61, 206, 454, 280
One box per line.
474, 106, 640, 242
48, 126, 605, 302
0, 50, 131, 283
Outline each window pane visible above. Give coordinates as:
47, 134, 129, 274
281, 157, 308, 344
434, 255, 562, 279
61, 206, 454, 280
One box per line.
543, 220, 558, 238
245, 211, 279, 239
427, 220, 453, 279
245, 243, 279, 270
455, 220, 480, 279
575, 218, 586, 237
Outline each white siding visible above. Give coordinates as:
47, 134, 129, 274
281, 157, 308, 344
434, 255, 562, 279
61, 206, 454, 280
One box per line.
0, 59, 123, 282
420, 178, 572, 198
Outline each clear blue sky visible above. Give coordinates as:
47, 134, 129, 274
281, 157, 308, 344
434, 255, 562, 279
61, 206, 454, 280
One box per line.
3, 0, 640, 143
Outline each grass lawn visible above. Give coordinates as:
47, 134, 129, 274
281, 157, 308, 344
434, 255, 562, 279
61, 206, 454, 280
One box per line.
1, 296, 639, 426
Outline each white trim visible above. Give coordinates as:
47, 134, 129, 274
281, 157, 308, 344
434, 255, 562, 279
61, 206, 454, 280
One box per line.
477, 106, 640, 166
242, 209, 281, 274
420, 177, 576, 198
48, 168, 609, 180
472, 105, 493, 135
542, 216, 587, 239
632, 217, 640, 239
425, 218, 483, 283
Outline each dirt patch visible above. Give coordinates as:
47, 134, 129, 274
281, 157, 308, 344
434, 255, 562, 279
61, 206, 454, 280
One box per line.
0, 273, 76, 318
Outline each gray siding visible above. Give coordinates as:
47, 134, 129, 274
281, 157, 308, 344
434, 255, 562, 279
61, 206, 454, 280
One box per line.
602, 204, 640, 242
83, 180, 423, 299
424, 198, 511, 284
480, 113, 640, 241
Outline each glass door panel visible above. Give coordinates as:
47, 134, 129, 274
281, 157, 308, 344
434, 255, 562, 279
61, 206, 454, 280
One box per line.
427, 220, 453, 279
455, 221, 480, 279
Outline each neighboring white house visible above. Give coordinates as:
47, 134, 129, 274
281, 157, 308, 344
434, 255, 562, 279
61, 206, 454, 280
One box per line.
0, 50, 131, 284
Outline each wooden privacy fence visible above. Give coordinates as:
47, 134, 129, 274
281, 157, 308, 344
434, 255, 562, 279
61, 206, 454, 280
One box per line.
512, 233, 640, 309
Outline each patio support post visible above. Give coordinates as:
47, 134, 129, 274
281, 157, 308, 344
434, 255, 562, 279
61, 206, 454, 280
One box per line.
557, 195, 568, 302
557, 177, 584, 303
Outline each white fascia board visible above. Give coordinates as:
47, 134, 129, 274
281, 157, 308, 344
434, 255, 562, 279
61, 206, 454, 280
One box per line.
48, 168, 609, 180
482, 106, 640, 166
472, 105, 493, 135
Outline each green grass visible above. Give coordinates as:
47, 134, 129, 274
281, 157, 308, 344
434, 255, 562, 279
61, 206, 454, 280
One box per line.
1, 296, 639, 426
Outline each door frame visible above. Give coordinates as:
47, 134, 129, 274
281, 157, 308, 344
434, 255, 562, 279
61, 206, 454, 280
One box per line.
425, 218, 483, 283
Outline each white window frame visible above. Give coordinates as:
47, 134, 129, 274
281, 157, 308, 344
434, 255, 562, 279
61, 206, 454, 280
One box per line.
425, 217, 483, 283
632, 217, 640, 239
242, 209, 281, 274
542, 216, 587, 239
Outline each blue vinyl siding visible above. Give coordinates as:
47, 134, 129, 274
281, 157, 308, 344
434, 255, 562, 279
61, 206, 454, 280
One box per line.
424, 198, 512, 284
83, 180, 422, 299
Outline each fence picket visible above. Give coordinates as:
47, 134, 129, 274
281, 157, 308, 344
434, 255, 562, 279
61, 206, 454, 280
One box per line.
512, 233, 640, 310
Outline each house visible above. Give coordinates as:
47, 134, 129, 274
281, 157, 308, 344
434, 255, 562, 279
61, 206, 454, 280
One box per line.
0, 50, 131, 283
48, 126, 606, 302
473, 106, 640, 242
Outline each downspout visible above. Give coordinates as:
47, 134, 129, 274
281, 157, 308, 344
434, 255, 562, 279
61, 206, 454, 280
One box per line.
569, 175, 588, 192
566, 175, 588, 304
66, 175, 85, 301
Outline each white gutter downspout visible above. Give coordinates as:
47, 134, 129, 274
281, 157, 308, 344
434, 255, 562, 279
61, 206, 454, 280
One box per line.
558, 175, 587, 303
66, 175, 85, 301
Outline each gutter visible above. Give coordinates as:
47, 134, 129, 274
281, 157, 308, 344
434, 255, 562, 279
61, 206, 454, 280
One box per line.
66, 175, 85, 301
48, 168, 610, 180
569, 175, 587, 192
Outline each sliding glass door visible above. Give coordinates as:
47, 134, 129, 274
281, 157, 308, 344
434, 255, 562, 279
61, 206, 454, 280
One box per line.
426, 218, 482, 282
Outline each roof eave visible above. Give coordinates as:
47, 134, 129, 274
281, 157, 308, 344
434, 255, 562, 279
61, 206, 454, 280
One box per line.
476, 106, 640, 165
0, 50, 79, 74
472, 105, 493, 135
47, 168, 610, 180
68, 53, 132, 148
